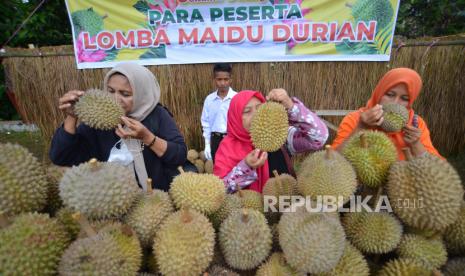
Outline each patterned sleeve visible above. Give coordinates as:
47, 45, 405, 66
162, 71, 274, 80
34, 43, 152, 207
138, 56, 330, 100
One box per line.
286, 97, 329, 155
223, 159, 258, 193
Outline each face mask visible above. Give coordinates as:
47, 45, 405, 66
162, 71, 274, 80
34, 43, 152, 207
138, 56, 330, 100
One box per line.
108, 139, 134, 166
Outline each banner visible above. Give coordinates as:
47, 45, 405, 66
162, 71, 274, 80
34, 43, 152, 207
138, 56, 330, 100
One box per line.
65, 0, 400, 69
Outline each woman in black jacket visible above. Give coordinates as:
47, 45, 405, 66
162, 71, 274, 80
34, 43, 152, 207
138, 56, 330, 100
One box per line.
50, 62, 187, 191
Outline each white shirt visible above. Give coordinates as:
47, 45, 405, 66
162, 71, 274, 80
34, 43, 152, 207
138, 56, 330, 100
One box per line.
201, 87, 237, 143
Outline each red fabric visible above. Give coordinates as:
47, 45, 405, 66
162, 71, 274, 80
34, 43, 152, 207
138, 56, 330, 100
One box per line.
213, 90, 269, 193
332, 68, 442, 160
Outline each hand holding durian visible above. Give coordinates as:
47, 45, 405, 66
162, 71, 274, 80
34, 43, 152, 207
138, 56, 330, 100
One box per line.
265, 88, 294, 110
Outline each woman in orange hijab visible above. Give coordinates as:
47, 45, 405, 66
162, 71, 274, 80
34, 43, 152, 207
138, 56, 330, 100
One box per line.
331, 68, 442, 160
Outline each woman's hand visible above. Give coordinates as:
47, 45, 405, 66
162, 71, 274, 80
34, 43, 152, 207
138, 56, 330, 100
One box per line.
245, 149, 268, 169
403, 125, 422, 145
266, 88, 294, 110
116, 116, 153, 144
359, 104, 384, 128
58, 90, 84, 118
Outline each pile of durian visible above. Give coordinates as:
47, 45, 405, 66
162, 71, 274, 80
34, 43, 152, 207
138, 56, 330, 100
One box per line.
187, 148, 214, 174
1, 131, 464, 276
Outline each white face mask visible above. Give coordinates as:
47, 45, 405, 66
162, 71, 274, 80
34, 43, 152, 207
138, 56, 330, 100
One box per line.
108, 139, 134, 166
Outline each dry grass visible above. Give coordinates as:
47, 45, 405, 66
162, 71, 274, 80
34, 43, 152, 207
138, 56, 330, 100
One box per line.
3, 37, 464, 158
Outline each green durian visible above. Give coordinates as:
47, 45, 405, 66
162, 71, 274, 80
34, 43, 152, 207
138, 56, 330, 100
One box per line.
381, 103, 409, 132
71, 7, 105, 37
0, 213, 70, 276
154, 209, 215, 276
55, 207, 81, 241
0, 143, 48, 215
278, 206, 346, 274
250, 101, 289, 152
297, 146, 357, 204
351, 0, 394, 30
208, 193, 242, 229
206, 265, 239, 276
59, 158, 140, 219
170, 170, 225, 215
125, 183, 174, 248
396, 234, 447, 269
43, 165, 67, 215
256, 252, 302, 276
377, 258, 435, 276
342, 131, 397, 187
387, 151, 464, 231
74, 88, 124, 130
444, 201, 465, 255
234, 189, 263, 212
263, 171, 299, 224
315, 242, 369, 276
342, 211, 402, 254
219, 209, 272, 270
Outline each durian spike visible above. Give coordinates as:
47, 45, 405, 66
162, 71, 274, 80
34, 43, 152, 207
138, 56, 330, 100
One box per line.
272, 170, 283, 194
177, 166, 185, 174
360, 133, 368, 148
241, 209, 249, 223
72, 212, 97, 237
402, 148, 414, 161
146, 178, 153, 194
325, 145, 333, 159
181, 207, 192, 223
0, 212, 11, 229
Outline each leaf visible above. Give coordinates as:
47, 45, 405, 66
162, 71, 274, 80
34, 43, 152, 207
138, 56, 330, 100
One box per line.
139, 46, 166, 59
103, 48, 120, 61
133, 0, 151, 14
335, 40, 378, 55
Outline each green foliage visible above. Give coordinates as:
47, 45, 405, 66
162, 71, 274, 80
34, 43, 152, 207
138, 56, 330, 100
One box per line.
396, 0, 465, 38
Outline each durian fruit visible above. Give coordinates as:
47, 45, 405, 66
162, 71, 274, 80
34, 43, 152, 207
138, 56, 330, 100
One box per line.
250, 101, 289, 152
56, 207, 81, 241
74, 88, 124, 130
59, 229, 141, 275
205, 265, 239, 276
342, 211, 402, 254
219, 209, 272, 270
342, 131, 397, 187
194, 159, 205, 173
297, 145, 357, 205
315, 242, 369, 276
380, 103, 409, 132
278, 206, 346, 274
71, 7, 105, 36
208, 194, 242, 229
0, 143, 48, 215
43, 165, 66, 214
377, 258, 434, 276
187, 149, 199, 163
387, 150, 464, 231
154, 209, 215, 276
442, 257, 465, 276
256, 252, 302, 276
396, 234, 447, 270
263, 171, 299, 198
125, 179, 174, 248
263, 171, 299, 223
351, 0, 394, 30
205, 159, 214, 174
234, 188, 263, 212
444, 201, 465, 255
170, 168, 225, 215
271, 223, 281, 252
199, 151, 207, 162
0, 212, 70, 276
59, 158, 140, 219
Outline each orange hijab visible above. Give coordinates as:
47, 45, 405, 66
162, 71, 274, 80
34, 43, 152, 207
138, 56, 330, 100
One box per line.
332, 68, 442, 160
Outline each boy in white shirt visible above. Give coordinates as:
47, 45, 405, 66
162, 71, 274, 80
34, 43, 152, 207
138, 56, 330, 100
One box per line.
201, 63, 237, 162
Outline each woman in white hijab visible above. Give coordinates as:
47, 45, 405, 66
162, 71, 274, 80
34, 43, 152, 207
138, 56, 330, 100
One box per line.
50, 62, 187, 191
